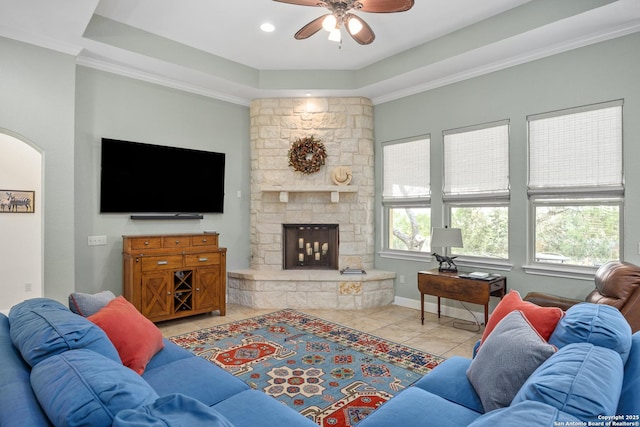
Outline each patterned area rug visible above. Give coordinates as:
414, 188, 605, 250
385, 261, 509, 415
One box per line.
170, 309, 444, 426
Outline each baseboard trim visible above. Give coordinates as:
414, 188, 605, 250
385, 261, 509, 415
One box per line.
393, 296, 484, 325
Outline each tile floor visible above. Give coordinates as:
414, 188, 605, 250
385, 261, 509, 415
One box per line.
157, 303, 484, 359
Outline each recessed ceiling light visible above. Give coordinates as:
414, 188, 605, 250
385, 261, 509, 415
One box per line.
260, 23, 275, 33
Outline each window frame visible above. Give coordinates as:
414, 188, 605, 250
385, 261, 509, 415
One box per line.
379, 135, 431, 261
442, 120, 511, 267
525, 100, 624, 278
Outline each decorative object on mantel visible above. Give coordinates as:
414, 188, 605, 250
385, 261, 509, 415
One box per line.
331, 166, 353, 185
288, 135, 327, 175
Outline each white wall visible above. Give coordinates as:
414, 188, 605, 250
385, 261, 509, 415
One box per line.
0, 132, 42, 312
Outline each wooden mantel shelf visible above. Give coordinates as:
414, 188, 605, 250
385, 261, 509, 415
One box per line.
260, 185, 358, 203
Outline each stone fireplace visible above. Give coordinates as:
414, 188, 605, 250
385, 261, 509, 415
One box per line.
282, 224, 339, 270
227, 97, 395, 309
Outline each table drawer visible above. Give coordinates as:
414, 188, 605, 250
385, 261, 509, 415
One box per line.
130, 237, 162, 250
141, 255, 183, 271
184, 252, 220, 268
162, 236, 191, 248
192, 234, 218, 248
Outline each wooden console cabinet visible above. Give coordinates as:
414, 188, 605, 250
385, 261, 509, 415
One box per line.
122, 233, 226, 322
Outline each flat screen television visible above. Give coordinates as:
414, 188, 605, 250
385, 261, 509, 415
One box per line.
100, 138, 225, 214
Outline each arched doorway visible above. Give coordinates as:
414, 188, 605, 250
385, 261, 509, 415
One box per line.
0, 130, 43, 312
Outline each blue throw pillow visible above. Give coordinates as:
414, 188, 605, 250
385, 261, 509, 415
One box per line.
30, 349, 159, 427
549, 303, 632, 363
9, 298, 120, 366
69, 290, 116, 316
466, 310, 557, 412
512, 342, 623, 421
113, 394, 234, 427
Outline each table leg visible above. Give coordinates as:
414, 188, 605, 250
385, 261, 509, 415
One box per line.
484, 303, 489, 326
437, 296, 441, 319
421, 293, 424, 325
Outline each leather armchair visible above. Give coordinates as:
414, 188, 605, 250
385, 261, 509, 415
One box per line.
524, 261, 640, 333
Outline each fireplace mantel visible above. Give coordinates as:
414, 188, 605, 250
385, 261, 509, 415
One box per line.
260, 185, 358, 203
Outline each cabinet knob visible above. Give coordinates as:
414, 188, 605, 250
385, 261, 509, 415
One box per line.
175, 240, 180, 244
196, 288, 200, 291
167, 292, 172, 295
198, 257, 208, 262
157, 260, 168, 265
144, 241, 149, 245
202, 238, 207, 243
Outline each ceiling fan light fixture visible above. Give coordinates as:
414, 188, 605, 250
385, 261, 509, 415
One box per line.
322, 14, 337, 32
347, 15, 362, 35
328, 27, 342, 42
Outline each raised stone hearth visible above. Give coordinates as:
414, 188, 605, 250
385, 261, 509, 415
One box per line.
227, 97, 395, 310
228, 270, 395, 310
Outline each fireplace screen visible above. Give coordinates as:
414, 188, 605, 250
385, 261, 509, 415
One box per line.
283, 224, 339, 270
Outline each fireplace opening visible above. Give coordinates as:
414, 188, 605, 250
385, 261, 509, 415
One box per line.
283, 224, 339, 270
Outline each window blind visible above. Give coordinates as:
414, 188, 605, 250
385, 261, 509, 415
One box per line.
443, 121, 510, 201
382, 137, 430, 202
528, 100, 623, 196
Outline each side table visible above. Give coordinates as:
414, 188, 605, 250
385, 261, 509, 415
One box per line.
417, 269, 507, 325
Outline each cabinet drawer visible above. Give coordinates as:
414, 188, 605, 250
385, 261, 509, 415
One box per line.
141, 255, 184, 271
192, 234, 218, 248
185, 252, 220, 268
163, 236, 191, 248
130, 237, 162, 250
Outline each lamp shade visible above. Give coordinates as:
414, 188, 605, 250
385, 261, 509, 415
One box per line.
430, 227, 463, 249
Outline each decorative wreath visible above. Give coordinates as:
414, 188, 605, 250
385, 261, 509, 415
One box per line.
288, 135, 327, 175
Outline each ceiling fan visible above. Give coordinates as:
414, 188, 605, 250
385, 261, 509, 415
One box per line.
273, 0, 415, 45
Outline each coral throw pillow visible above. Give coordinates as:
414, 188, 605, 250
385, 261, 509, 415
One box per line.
89, 296, 164, 374
481, 290, 564, 344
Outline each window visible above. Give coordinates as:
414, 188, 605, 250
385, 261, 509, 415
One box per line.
443, 121, 510, 260
382, 136, 430, 254
528, 100, 623, 268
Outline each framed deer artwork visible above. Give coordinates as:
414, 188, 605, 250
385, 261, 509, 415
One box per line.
0, 190, 35, 213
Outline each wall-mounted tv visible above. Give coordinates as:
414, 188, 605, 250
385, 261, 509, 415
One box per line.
100, 138, 225, 214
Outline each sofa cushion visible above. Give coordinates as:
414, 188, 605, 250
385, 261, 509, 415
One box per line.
617, 332, 640, 416
213, 389, 338, 427
413, 356, 483, 413
512, 342, 623, 421
143, 354, 249, 406
89, 296, 164, 374
0, 314, 51, 427
549, 303, 632, 363
69, 290, 116, 317
468, 401, 581, 427
113, 394, 234, 427
467, 310, 556, 412
9, 298, 120, 366
30, 349, 159, 427
354, 387, 481, 427
481, 290, 564, 345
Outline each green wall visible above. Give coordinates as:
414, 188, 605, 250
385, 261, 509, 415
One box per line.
74, 67, 251, 296
374, 32, 640, 312
0, 37, 76, 304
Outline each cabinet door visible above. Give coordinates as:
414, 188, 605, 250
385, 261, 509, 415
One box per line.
140, 271, 173, 320
193, 266, 221, 312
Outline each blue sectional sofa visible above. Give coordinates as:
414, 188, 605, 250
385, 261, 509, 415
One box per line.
1, 297, 638, 426
0, 298, 317, 427
359, 303, 640, 427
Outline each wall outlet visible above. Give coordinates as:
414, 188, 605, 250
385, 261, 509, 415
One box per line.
88, 235, 107, 246
399, 274, 405, 284
25, 282, 32, 292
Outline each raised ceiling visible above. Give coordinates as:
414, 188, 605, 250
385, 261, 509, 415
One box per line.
1, 0, 639, 105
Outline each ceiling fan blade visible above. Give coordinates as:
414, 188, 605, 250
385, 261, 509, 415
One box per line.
273, 0, 325, 7
347, 15, 375, 45
294, 14, 328, 39
357, 0, 414, 13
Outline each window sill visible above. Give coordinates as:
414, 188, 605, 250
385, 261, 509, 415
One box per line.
378, 250, 430, 263
522, 263, 597, 281
454, 257, 513, 272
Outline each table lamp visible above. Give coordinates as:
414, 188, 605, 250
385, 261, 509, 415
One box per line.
431, 227, 463, 272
